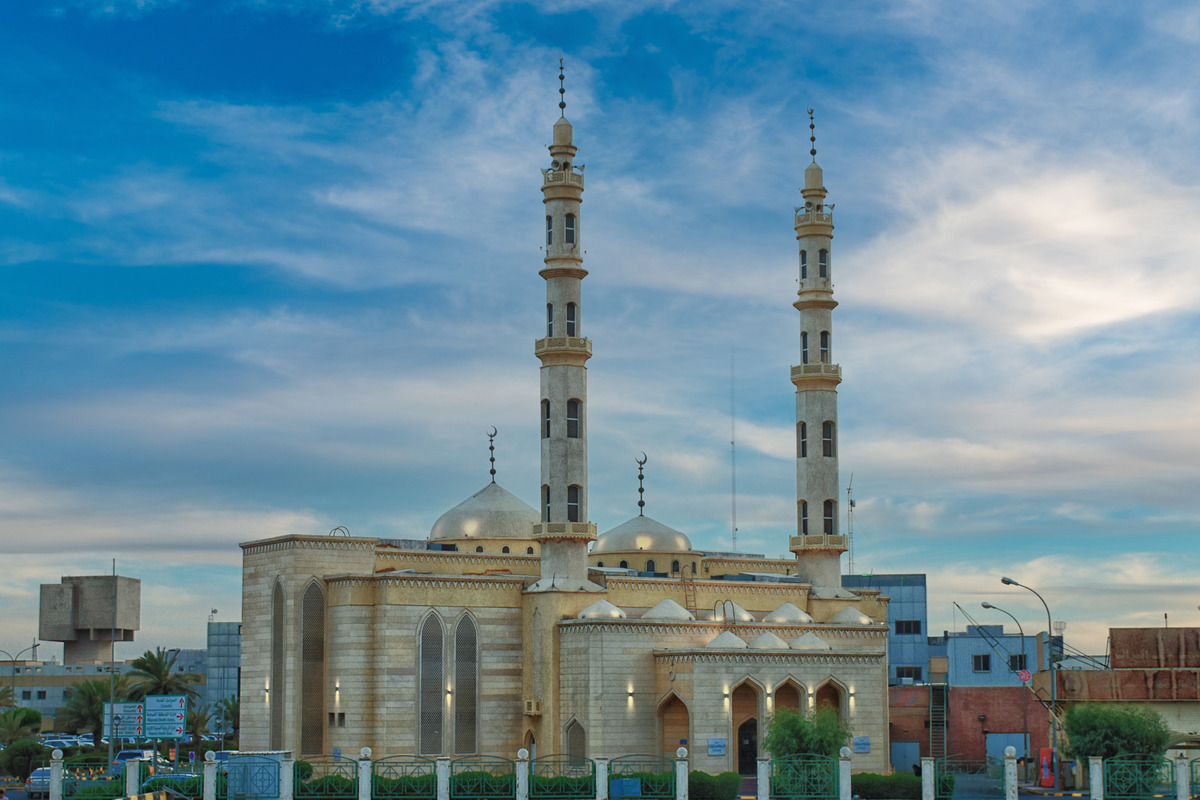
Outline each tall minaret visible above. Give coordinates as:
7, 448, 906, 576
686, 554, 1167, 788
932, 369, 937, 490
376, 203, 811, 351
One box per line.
789, 110, 846, 589
531, 62, 597, 590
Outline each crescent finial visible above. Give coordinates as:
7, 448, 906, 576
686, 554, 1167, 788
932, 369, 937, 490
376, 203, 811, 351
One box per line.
637, 452, 648, 466
487, 426, 498, 438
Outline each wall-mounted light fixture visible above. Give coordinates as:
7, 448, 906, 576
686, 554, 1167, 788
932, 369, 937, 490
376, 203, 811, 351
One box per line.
628, 689, 634, 698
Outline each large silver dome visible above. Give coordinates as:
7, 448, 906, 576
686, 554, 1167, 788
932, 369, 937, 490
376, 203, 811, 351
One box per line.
430, 482, 539, 541
593, 515, 692, 554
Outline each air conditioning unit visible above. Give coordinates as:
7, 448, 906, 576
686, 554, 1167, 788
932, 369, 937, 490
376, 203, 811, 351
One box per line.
524, 699, 542, 716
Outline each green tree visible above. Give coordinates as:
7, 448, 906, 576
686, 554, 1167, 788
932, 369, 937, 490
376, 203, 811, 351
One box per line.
1063, 704, 1171, 759
59, 676, 132, 744
128, 648, 201, 700
0, 685, 14, 708
187, 706, 213, 742
763, 707, 851, 758
0, 737, 46, 780
0, 707, 43, 745
214, 695, 240, 739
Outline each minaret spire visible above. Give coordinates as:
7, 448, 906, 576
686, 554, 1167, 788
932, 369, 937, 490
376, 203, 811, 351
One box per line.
636, 453, 647, 517
531, 61, 597, 591
487, 426, 497, 483
789, 110, 846, 589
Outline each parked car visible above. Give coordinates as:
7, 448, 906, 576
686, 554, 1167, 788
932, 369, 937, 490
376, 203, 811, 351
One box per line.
113, 749, 154, 767
27, 766, 52, 799
42, 737, 78, 749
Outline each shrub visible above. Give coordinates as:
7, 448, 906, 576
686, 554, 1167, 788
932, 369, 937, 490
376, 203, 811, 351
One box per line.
851, 772, 922, 800
297, 774, 357, 799
373, 772, 437, 798
0, 738, 46, 780
763, 707, 850, 758
688, 770, 741, 799
1063, 705, 1171, 759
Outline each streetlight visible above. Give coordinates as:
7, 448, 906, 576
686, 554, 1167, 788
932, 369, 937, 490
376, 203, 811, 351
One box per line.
1001, 577, 1057, 790
981, 602, 1030, 767
0, 640, 40, 705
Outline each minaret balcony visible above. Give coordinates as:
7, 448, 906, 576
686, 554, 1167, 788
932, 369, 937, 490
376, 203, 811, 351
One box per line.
532, 522, 597, 542
791, 363, 842, 380
542, 169, 585, 188
535, 337, 592, 357
794, 211, 833, 225
789, 534, 848, 551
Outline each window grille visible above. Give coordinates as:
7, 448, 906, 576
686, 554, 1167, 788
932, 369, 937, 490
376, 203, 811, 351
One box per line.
801, 332, 809, 364
567, 485, 580, 522
823, 500, 835, 535
819, 249, 829, 277
800, 250, 808, 279
800, 501, 808, 535
546, 216, 553, 246
300, 582, 325, 756
542, 401, 551, 439
567, 400, 580, 438
566, 303, 577, 336
820, 331, 830, 363
270, 582, 285, 750
419, 615, 445, 755
798, 422, 807, 458
565, 214, 576, 245
454, 617, 478, 754
546, 304, 553, 337
823, 422, 835, 457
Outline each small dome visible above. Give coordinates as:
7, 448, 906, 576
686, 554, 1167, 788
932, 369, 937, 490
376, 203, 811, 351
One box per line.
593, 515, 692, 554
643, 599, 694, 621
430, 482, 539, 541
764, 603, 814, 624
748, 632, 789, 650
828, 607, 874, 626
578, 599, 626, 619
706, 631, 748, 649
710, 600, 755, 624
791, 632, 832, 651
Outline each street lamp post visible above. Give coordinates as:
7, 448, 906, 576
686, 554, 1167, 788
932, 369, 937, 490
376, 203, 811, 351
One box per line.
981, 602, 1030, 769
1, 640, 41, 706
1001, 577, 1057, 790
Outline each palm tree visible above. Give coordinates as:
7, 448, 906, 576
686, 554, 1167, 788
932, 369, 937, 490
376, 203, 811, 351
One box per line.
213, 695, 239, 742
127, 648, 200, 700
0, 707, 43, 745
0, 685, 15, 708
186, 706, 213, 742
59, 676, 132, 745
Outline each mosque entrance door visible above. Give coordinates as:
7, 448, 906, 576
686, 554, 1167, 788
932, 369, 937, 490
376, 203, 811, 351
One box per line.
737, 719, 758, 775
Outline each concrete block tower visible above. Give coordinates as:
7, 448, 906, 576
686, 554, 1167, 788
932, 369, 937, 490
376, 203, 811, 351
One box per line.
789, 112, 847, 589
530, 63, 598, 592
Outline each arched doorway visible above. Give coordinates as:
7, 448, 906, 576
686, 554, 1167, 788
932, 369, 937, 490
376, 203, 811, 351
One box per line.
731, 682, 760, 775
815, 682, 842, 718
774, 681, 802, 713
659, 695, 689, 755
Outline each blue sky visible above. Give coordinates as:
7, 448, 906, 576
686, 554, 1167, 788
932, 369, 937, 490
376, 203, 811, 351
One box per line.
2, 0, 1198, 660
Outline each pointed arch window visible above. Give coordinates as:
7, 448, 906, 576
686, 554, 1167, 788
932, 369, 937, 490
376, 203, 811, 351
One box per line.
546, 216, 553, 246
819, 249, 829, 278
597, 561, 604, 568
567, 485, 581, 523
798, 422, 807, 458
824, 500, 836, 535
566, 303, 577, 336
542, 400, 551, 439
820, 331, 830, 363
526, 546, 534, 555
542, 485, 551, 522
419, 615, 445, 755
453, 616, 478, 754
300, 582, 325, 756
566, 720, 586, 762
565, 214, 576, 245
645, 559, 656, 573
800, 500, 809, 535
671, 560, 681, 573
800, 250, 808, 280
823, 421, 836, 457
567, 399, 580, 438
619, 560, 629, 569
801, 332, 809, 364
546, 304, 553, 337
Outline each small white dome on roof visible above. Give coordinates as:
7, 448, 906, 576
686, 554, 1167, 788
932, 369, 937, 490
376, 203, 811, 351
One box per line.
706, 631, 748, 649
748, 632, 789, 650
764, 603, 814, 624
711, 600, 755, 624
791, 632, 832, 651
829, 607, 874, 626
578, 599, 626, 619
430, 482, 539, 541
593, 515, 692, 554
643, 599, 694, 621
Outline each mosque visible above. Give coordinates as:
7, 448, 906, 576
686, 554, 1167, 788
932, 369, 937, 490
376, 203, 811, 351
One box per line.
239, 77, 891, 774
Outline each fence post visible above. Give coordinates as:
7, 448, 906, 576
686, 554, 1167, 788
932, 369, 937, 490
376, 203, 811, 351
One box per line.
281, 756, 295, 800
517, 749, 530, 800
920, 758, 934, 800
359, 747, 373, 800
756, 757, 769, 800
1088, 757, 1103, 800
1175, 755, 1188, 800
203, 751, 217, 800
125, 759, 141, 797
50, 749, 64, 800
436, 757, 451, 800
839, 747, 852, 800
1003, 746, 1017, 800
595, 758, 609, 800
675, 748, 689, 800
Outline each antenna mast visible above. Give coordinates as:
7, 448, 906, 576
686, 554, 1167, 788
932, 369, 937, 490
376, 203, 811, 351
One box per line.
846, 473, 855, 574
730, 349, 737, 552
